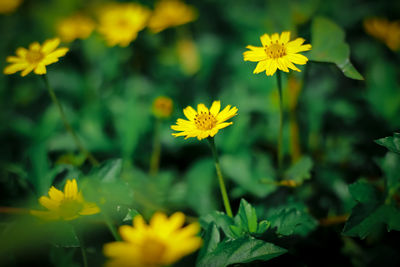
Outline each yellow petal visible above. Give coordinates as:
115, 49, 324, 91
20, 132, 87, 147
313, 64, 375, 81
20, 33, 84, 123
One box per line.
34, 63, 47, 75
48, 186, 64, 201
216, 122, 233, 130
265, 60, 278, 76
271, 33, 280, 43
287, 53, 308, 65
150, 212, 168, 228
166, 212, 185, 232
260, 34, 271, 46
47, 47, 69, 59
277, 58, 289, 72
79, 202, 100, 215
183, 106, 197, 121
280, 31, 291, 44
29, 42, 41, 51
253, 60, 267, 74
243, 47, 266, 62
209, 101, 221, 116
197, 103, 208, 113
6, 56, 23, 63
41, 38, 61, 54
16, 47, 27, 57
20, 65, 34, 77
39, 196, 59, 210
64, 179, 78, 199
3, 63, 28, 75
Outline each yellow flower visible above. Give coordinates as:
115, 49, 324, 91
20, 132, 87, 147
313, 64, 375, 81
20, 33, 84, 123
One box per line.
3, 38, 69, 77
177, 37, 200, 75
57, 14, 95, 43
171, 100, 238, 140
243, 31, 312, 76
364, 17, 400, 51
148, 0, 197, 33
97, 3, 151, 47
30, 179, 100, 221
153, 96, 173, 119
0, 0, 22, 14
104, 212, 202, 267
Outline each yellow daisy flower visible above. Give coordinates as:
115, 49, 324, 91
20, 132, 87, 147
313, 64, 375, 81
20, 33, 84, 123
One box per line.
0, 0, 22, 14
364, 17, 400, 51
103, 212, 202, 267
152, 96, 173, 119
57, 13, 95, 43
3, 38, 69, 77
148, 0, 197, 33
171, 100, 238, 140
97, 3, 151, 47
30, 179, 100, 221
243, 31, 312, 76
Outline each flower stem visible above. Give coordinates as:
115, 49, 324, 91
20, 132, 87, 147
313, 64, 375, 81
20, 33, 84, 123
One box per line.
102, 210, 121, 241
73, 226, 88, 267
207, 137, 233, 217
149, 118, 162, 176
276, 71, 284, 175
42, 75, 99, 166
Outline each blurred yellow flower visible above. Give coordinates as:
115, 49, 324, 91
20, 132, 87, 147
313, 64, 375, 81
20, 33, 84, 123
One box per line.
104, 212, 202, 267
364, 17, 400, 51
177, 37, 200, 75
148, 0, 197, 33
57, 14, 95, 43
171, 100, 238, 140
0, 0, 22, 14
3, 38, 68, 77
30, 179, 100, 221
153, 96, 173, 119
243, 31, 312, 76
97, 3, 150, 47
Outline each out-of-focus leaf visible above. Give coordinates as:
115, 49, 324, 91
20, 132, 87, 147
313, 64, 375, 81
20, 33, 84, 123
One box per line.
284, 156, 313, 184
348, 180, 380, 204
375, 133, 400, 155
267, 202, 318, 236
90, 159, 122, 182
379, 152, 400, 200
47, 222, 79, 248
123, 208, 140, 222
197, 223, 220, 262
308, 16, 363, 80
197, 237, 287, 267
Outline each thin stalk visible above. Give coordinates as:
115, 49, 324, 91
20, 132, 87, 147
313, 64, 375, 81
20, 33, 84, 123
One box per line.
207, 137, 233, 217
73, 226, 88, 267
102, 210, 121, 241
276, 71, 284, 174
42, 75, 99, 166
149, 118, 162, 176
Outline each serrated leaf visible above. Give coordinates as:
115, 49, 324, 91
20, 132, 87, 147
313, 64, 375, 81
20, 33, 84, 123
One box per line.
237, 199, 258, 233
123, 208, 140, 222
268, 205, 317, 237
197, 223, 220, 262
348, 180, 380, 204
308, 16, 363, 80
257, 220, 271, 234
375, 133, 400, 154
284, 156, 313, 183
200, 211, 235, 239
197, 237, 287, 267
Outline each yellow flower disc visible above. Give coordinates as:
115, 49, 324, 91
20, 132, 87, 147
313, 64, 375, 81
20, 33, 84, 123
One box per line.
171, 100, 238, 140
243, 31, 312, 76
4, 38, 69, 77
153, 96, 174, 119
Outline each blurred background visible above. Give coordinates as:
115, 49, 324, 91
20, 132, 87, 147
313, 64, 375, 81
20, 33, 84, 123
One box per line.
1, 0, 400, 266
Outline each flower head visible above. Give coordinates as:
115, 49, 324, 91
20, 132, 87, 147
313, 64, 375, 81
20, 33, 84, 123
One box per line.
243, 31, 312, 76
148, 0, 197, 33
364, 17, 400, 51
4, 38, 69, 77
97, 3, 150, 47
0, 0, 22, 14
30, 179, 100, 221
171, 100, 238, 140
153, 96, 173, 119
57, 14, 95, 43
104, 212, 202, 267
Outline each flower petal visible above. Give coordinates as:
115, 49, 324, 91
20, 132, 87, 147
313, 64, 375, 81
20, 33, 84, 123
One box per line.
34, 63, 47, 75
41, 38, 61, 54
39, 196, 59, 210
253, 60, 267, 74
79, 202, 100, 215
48, 186, 64, 201
3, 63, 29, 75
260, 34, 271, 46
287, 53, 309, 65
209, 101, 221, 116
183, 106, 197, 121
64, 179, 78, 199
197, 103, 208, 113
280, 31, 291, 44
243, 46, 266, 62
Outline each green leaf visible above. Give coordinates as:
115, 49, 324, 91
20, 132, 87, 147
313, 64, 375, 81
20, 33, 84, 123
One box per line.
197, 237, 287, 267
237, 199, 258, 233
308, 16, 364, 80
343, 203, 400, 239
284, 156, 313, 183
197, 223, 220, 262
47, 222, 79, 248
90, 159, 122, 182
267, 203, 318, 237
200, 211, 235, 239
348, 180, 380, 204
375, 133, 400, 155
380, 152, 400, 199
123, 208, 140, 222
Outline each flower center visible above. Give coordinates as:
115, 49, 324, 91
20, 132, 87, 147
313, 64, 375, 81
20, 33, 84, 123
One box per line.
141, 237, 167, 264
194, 111, 217, 131
265, 42, 286, 59
59, 199, 83, 219
26, 50, 44, 64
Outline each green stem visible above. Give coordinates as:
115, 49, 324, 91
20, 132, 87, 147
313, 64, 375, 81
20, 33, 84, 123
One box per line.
149, 118, 162, 176
276, 71, 284, 175
42, 75, 99, 166
207, 137, 233, 217
102, 210, 121, 241
73, 226, 88, 267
